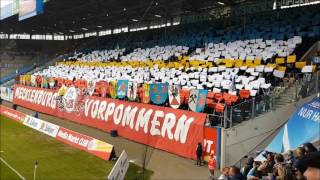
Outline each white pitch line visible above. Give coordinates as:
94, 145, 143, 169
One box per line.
0, 157, 26, 180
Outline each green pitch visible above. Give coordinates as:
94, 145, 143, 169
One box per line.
0, 115, 153, 180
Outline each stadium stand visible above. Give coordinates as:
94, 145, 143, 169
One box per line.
1, 1, 319, 180
15, 5, 319, 128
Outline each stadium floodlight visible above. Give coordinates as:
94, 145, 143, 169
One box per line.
69, 30, 75, 32
155, 14, 161, 18
132, 19, 138, 22
81, 28, 88, 31
217, 1, 225, 5
97, 25, 103, 28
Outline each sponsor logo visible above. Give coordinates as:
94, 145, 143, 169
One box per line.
24, 115, 60, 137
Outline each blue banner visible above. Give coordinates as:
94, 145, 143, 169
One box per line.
259, 97, 320, 156
196, 89, 208, 112
117, 80, 128, 99
150, 83, 168, 105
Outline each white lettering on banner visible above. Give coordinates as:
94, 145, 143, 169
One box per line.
14, 87, 57, 109
150, 111, 163, 136
135, 108, 152, 134
84, 99, 195, 143
174, 115, 194, 143
161, 113, 176, 140
298, 107, 320, 122
113, 104, 124, 125
203, 139, 214, 153
121, 106, 138, 129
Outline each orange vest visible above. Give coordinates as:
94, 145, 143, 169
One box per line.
208, 158, 216, 170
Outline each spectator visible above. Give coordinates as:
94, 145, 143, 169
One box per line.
208, 151, 216, 179
264, 153, 275, 174
247, 161, 262, 179
277, 164, 295, 180
242, 157, 254, 177
294, 147, 306, 165
295, 152, 320, 180
218, 167, 230, 180
229, 166, 244, 180
195, 142, 203, 166
302, 143, 318, 154
273, 153, 285, 177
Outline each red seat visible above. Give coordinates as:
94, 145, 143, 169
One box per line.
215, 103, 225, 113
239, 90, 250, 99
207, 92, 215, 99
214, 93, 223, 102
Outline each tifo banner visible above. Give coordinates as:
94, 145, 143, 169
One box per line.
188, 89, 208, 112
150, 83, 168, 105
13, 84, 207, 159
0, 105, 26, 123
256, 97, 320, 161
56, 127, 113, 160
117, 80, 128, 99
0, 86, 13, 102
0, 105, 114, 161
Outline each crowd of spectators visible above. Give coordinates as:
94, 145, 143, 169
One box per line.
217, 143, 319, 180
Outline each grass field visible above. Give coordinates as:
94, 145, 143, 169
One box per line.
0, 115, 153, 180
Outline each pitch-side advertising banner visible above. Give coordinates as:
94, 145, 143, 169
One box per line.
13, 84, 207, 159
107, 150, 129, 180
0, 105, 26, 123
23, 115, 60, 138
0, 86, 13, 102
0, 105, 113, 161
56, 127, 113, 160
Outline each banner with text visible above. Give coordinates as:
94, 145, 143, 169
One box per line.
0, 105, 113, 160
0, 105, 26, 123
13, 84, 207, 159
1, 86, 13, 102
56, 127, 113, 160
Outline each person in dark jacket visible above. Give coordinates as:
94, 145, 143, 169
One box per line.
229, 166, 244, 180
195, 142, 203, 166
302, 143, 318, 154
242, 157, 254, 177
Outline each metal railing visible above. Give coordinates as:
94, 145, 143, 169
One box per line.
207, 71, 320, 128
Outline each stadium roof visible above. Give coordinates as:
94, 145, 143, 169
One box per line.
0, 0, 247, 35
